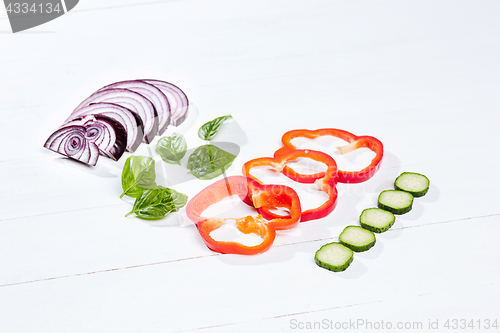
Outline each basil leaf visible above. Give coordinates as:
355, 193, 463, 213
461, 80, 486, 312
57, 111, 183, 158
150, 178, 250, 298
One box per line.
120, 156, 157, 198
187, 144, 236, 180
156, 133, 187, 165
125, 187, 188, 220
154, 185, 189, 209
170, 189, 189, 209
198, 115, 232, 141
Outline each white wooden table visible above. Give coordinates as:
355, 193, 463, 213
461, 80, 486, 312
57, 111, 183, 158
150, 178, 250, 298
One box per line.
1, 1, 500, 332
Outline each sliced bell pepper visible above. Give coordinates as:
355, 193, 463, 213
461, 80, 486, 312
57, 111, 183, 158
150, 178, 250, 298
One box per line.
185, 176, 301, 255
242, 149, 338, 222
274, 128, 383, 184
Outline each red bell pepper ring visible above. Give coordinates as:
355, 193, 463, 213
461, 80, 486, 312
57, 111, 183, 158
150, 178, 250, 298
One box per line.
186, 176, 301, 255
242, 149, 338, 222
274, 128, 383, 184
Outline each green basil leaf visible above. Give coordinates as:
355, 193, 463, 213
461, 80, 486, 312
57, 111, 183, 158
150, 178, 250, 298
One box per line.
154, 186, 189, 210
120, 156, 157, 198
198, 115, 232, 141
156, 133, 187, 165
187, 144, 236, 180
125, 187, 188, 220
170, 189, 189, 209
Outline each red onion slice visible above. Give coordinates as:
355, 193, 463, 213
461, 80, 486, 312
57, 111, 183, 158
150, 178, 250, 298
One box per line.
66, 103, 143, 152
72, 88, 157, 144
44, 125, 100, 166
64, 114, 127, 161
141, 79, 189, 126
96, 80, 171, 135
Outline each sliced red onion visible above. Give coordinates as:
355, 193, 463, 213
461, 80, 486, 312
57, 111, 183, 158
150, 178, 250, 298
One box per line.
96, 80, 171, 135
141, 79, 189, 126
64, 114, 127, 161
66, 103, 143, 152
72, 88, 157, 144
44, 126, 100, 166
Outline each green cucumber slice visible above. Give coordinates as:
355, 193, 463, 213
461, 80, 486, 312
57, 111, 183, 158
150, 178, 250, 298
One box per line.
394, 172, 430, 197
315, 242, 353, 272
378, 190, 414, 215
339, 225, 376, 252
359, 208, 395, 233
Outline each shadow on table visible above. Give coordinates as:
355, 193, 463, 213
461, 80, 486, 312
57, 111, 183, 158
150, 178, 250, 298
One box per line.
334, 259, 369, 279
419, 184, 440, 204
215, 244, 296, 266
356, 239, 385, 260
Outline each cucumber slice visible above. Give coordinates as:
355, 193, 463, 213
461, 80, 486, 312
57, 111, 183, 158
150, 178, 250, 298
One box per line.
339, 225, 376, 252
378, 190, 414, 215
359, 208, 395, 233
394, 172, 430, 197
315, 242, 353, 272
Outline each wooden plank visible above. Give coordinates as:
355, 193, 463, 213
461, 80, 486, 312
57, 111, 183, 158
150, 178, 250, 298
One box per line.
1, 98, 499, 220
196, 283, 500, 333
